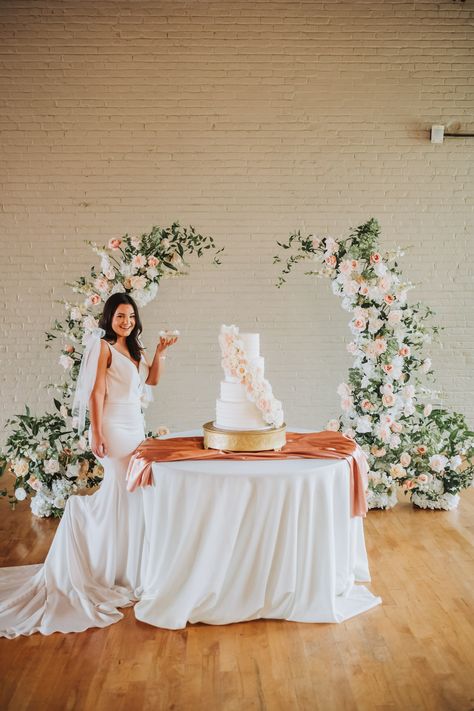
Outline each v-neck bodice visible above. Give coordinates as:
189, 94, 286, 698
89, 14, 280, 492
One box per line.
104, 341, 149, 406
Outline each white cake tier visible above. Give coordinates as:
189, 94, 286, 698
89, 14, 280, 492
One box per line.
215, 398, 269, 431
239, 333, 259, 361
220, 380, 247, 402
224, 356, 264, 383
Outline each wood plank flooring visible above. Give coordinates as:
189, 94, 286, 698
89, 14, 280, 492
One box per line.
0, 487, 473, 711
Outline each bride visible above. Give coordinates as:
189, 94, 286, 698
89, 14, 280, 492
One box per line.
0, 293, 177, 638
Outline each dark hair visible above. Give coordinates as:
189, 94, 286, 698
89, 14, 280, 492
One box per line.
98, 293, 143, 363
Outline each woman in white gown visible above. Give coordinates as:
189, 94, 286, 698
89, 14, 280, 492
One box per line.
0, 293, 176, 638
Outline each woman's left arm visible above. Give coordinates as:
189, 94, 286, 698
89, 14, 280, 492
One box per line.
145, 335, 178, 386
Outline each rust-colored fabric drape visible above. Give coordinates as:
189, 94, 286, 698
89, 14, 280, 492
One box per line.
126, 431, 369, 518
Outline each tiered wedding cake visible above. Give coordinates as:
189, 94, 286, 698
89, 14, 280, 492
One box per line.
203, 325, 286, 452
215, 332, 269, 431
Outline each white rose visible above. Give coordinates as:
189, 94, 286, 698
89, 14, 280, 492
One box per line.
13, 458, 29, 477
390, 464, 406, 479
400, 452, 411, 467
53, 496, 66, 509
66, 462, 81, 478
130, 275, 147, 290
15, 487, 27, 501
389, 433, 401, 449
429, 454, 448, 473
44, 458, 60, 474
449, 455, 462, 471
76, 437, 88, 453
146, 267, 158, 280
374, 262, 388, 277
356, 416, 372, 434
59, 354, 74, 370
326, 419, 340, 432
70, 307, 82, 321
388, 310, 403, 326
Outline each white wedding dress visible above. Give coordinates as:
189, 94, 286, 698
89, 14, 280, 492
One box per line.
0, 342, 149, 638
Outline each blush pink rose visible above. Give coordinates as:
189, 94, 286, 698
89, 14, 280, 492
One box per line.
325, 254, 337, 267
383, 364, 394, 375
108, 238, 122, 250
400, 452, 411, 467
361, 399, 373, 411
403, 480, 415, 490
64, 344, 75, 354
382, 393, 395, 407
417, 445, 428, 455
370, 252, 382, 264
353, 317, 366, 331
148, 256, 159, 267
87, 294, 101, 306
399, 345, 411, 357
374, 338, 387, 355
384, 294, 395, 305
417, 473, 429, 484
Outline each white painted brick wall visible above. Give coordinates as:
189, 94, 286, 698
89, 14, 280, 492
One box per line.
1, 0, 473, 441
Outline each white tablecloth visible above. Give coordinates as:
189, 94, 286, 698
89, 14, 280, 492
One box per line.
134, 442, 381, 629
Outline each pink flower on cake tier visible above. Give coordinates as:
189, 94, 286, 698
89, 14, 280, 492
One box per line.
108, 238, 122, 250
257, 398, 270, 412
148, 256, 159, 268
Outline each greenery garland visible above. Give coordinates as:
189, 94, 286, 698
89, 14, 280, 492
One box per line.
275, 218, 474, 510
1, 223, 222, 517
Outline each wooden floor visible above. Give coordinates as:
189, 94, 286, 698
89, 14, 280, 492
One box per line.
0, 488, 473, 711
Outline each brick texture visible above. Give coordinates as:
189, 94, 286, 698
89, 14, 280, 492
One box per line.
1, 0, 473, 439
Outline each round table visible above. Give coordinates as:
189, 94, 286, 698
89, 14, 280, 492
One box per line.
134, 443, 381, 630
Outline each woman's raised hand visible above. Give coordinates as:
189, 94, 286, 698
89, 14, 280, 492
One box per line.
158, 330, 179, 353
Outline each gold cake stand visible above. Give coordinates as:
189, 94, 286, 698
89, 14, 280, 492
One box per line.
203, 421, 287, 452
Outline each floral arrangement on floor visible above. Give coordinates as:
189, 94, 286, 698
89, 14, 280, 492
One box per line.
275, 218, 474, 510
1, 223, 223, 518
219, 324, 284, 428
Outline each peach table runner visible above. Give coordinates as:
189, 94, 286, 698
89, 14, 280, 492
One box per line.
126, 431, 369, 517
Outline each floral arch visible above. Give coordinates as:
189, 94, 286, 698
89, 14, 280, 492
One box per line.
1, 223, 222, 518
275, 218, 473, 510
